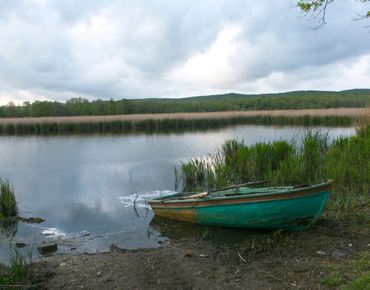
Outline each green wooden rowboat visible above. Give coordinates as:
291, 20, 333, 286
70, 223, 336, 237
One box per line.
148, 180, 334, 231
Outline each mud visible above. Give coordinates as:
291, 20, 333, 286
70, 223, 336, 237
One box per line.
5, 216, 46, 223
22, 216, 370, 290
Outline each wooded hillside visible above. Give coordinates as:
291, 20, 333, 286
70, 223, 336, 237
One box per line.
1, 89, 369, 118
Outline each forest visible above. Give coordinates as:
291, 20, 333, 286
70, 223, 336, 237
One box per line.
0, 89, 369, 118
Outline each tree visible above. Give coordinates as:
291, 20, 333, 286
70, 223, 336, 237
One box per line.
81, 103, 91, 116
296, 0, 370, 29
116, 100, 125, 115
5, 101, 16, 118
90, 98, 105, 115
29, 101, 53, 117
22, 101, 31, 117
106, 98, 116, 115
51, 101, 66, 117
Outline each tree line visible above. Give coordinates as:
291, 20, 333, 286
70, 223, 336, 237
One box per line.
0, 93, 368, 118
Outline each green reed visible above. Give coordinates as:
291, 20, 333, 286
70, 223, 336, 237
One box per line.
0, 115, 356, 136
0, 244, 35, 289
0, 178, 18, 219
176, 128, 370, 212
356, 123, 370, 138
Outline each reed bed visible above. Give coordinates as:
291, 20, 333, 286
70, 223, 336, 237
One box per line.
0, 108, 365, 125
0, 109, 362, 135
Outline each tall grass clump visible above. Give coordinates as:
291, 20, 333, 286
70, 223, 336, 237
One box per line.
273, 130, 330, 186
0, 244, 35, 288
177, 138, 294, 191
0, 178, 18, 219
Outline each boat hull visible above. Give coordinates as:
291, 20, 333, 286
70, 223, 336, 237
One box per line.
149, 182, 333, 231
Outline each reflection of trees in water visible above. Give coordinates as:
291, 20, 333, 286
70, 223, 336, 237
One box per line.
0, 219, 18, 238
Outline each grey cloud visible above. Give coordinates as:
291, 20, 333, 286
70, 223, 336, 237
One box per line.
112, 1, 244, 73
47, 0, 107, 25
228, 1, 370, 83
0, 0, 369, 104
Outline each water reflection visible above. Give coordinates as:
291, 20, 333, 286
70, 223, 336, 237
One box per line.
0, 219, 18, 238
0, 125, 356, 263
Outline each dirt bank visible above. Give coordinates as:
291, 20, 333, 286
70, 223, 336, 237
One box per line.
22, 215, 369, 290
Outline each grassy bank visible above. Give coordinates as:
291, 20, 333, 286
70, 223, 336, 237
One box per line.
175, 120, 370, 288
0, 109, 360, 135
176, 126, 370, 212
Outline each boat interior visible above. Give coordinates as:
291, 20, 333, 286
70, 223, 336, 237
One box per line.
152, 185, 314, 202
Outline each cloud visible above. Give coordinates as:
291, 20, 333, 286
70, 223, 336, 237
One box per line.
0, 0, 369, 105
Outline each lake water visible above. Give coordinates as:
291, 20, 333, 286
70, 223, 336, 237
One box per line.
0, 125, 355, 263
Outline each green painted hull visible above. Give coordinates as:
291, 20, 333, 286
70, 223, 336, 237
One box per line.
149, 181, 333, 231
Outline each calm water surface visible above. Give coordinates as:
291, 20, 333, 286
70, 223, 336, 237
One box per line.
0, 125, 355, 263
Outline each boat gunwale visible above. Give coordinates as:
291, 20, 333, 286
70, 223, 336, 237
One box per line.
148, 181, 332, 206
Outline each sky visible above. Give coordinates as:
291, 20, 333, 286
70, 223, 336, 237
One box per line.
0, 0, 369, 105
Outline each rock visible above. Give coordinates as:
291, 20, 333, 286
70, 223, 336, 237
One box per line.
15, 242, 27, 248
96, 271, 102, 277
37, 243, 58, 255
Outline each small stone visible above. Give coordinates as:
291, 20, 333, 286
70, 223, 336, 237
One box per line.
15, 243, 27, 248
96, 271, 102, 277
37, 243, 58, 255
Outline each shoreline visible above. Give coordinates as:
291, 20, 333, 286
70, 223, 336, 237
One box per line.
6, 214, 370, 289
0, 108, 365, 126
0, 109, 358, 135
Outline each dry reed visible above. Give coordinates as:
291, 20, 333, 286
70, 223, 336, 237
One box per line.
355, 102, 370, 138
0, 108, 365, 126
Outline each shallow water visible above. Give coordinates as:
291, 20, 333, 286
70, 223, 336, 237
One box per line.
0, 125, 355, 263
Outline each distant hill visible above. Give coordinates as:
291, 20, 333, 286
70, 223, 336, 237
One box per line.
133, 89, 370, 103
